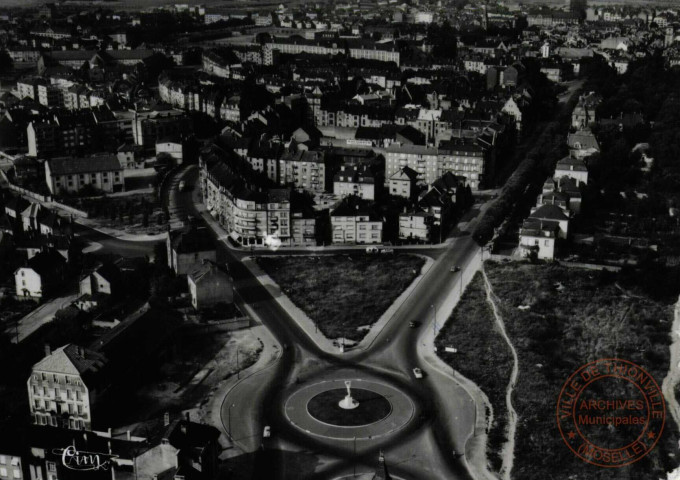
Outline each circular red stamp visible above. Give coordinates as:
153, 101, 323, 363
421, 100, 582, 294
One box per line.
556, 358, 665, 468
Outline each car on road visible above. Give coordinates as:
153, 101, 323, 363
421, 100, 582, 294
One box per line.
263, 426, 271, 438
381, 248, 394, 255
366, 246, 380, 254
409, 321, 419, 329
413, 367, 423, 379
178, 180, 186, 191
450, 266, 461, 273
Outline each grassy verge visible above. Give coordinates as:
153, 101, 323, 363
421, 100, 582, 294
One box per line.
435, 272, 513, 473
482, 261, 678, 480
257, 254, 424, 341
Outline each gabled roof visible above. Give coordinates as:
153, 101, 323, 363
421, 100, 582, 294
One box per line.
530, 204, 569, 221
33, 344, 107, 377
389, 166, 419, 182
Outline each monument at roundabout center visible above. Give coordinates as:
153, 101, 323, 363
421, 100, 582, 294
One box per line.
339, 380, 359, 410
284, 377, 416, 441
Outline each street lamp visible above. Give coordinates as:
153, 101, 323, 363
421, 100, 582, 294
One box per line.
228, 403, 235, 442
430, 304, 437, 338
353, 436, 357, 478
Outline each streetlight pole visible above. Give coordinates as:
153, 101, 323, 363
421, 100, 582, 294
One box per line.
431, 304, 437, 338
353, 436, 357, 478
228, 403, 235, 442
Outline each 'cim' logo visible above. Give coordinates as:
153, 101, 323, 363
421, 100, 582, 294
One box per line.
52, 446, 118, 471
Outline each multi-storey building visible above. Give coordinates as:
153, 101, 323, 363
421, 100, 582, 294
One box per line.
278, 150, 326, 192
333, 164, 378, 200
27, 344, 108, 430
264, 38, 400, 66
384, 141, 488, 190
330, 199, 382, 244
201, 146, 315, 247
132, 108, 191, 148
45, 155, 124, 195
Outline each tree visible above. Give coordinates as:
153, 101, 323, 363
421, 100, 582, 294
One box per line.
0, 50, 13, 73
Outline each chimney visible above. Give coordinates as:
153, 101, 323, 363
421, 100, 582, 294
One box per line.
44, 344, 51, 357
163, 412, 170, 427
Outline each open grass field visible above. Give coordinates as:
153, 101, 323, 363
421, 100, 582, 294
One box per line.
435, 272, 512, 473
257, 254, 424, 341
438, 261, 679, 480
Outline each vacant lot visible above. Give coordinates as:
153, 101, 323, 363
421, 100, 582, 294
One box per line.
257, 254, 424, 341
435, 272, 512, 473
439, 261, 679, 480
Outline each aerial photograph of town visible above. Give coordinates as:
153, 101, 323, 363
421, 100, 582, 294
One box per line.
0, 0, 679, 478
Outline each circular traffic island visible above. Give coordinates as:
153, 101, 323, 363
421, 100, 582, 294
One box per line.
307, 388, 392, 427
284, 379, 416, 441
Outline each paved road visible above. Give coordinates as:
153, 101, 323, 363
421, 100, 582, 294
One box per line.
168, 165, 485, 479
5, 288, 79, 343
72, 223, 160, 258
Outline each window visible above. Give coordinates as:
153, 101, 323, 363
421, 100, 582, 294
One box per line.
47, 462, 56, 473
0, 467, 7, 477
12, 469, 20, 479
0, 456, 5, 465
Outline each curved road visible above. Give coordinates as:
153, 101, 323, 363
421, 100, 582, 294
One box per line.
171, 165, 486, 479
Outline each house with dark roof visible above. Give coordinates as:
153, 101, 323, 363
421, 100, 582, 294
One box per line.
333, 164, 379, 200
330, 196, 383, 244
45, 154, 124, 195
388, 166, 420, 200
187, 261, 233, 310
528, 204, 569, 239
27, 344, 108, 430
554, 156, 588, 186
14, 248, 66, 300
76, 262, 122, 311
167, 226, 217, 275
519, 218, 560, 260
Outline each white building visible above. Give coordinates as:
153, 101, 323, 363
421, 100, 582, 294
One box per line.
333, 164, 377, 200
519, 218, 558, 260
554, 156, 588, 186
27, 344, 107, 430
45, 155, 124, 195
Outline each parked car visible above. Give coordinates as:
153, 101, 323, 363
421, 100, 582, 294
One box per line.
450, 266, 461, 273
178, 180, 186, 191
409, 321, 419, 328
381, 248, 394, 255
263, 426, 271, 438
413, 367, 423, 379
366, 246, 380, 254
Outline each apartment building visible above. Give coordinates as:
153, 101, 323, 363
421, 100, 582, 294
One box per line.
278, 150, 326, 193
27, 344, 108, 430
45, 155, 124, 195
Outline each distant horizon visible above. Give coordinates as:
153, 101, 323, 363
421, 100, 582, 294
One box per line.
2, 0, 677, 10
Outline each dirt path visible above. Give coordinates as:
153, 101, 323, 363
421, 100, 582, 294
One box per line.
662, 296, 680, 432
481, 268, 519, 480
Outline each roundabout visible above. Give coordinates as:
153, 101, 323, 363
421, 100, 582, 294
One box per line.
284, 378, 416, 441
